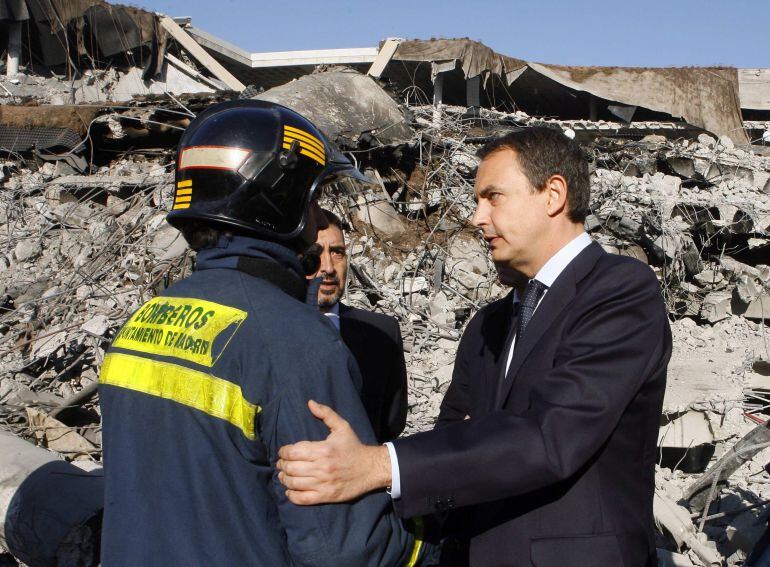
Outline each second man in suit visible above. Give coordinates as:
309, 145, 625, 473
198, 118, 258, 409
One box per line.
307, 209, 408, 443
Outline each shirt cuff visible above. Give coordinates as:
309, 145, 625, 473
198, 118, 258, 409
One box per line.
384, 442, 401, 499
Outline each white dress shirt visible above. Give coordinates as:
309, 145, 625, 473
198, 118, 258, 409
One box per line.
387, 232, 593, 499
504, 232, 592, 373
323, 302, 341, 332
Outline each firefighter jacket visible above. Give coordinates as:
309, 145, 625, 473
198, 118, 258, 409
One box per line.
99, 235, 425, 566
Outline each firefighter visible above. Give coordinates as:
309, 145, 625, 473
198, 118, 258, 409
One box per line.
98, 99, 426, 566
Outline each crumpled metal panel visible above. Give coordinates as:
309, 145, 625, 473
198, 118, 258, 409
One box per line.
0, 126, 82, 152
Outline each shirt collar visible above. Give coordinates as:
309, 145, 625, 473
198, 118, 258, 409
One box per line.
533, 232, 592, 287
323, 302, 341, 331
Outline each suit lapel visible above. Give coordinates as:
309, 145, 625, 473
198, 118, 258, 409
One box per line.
482, 293, 515, 414
496, 242, 606, 409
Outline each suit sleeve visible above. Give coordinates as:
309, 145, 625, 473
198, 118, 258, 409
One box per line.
261, 340, 422, 566
383, 320, 408, 440
392, 264, 671, 519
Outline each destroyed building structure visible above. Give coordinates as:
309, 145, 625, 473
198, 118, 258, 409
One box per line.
0, 3, 770, 565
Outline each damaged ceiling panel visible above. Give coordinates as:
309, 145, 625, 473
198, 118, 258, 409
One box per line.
391, 38, 527, 85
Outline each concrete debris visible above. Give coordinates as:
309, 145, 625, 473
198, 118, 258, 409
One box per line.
352, 199, 408, 238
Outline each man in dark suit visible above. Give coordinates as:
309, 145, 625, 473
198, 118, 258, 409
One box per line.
278, 128, 672, 567
307, 209, 408, 443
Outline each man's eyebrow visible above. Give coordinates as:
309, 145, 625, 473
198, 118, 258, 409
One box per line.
476, 185, 502, 198
329, 245, 347, 252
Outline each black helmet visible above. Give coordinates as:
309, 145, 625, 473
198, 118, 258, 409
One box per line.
166, 99, 368, 241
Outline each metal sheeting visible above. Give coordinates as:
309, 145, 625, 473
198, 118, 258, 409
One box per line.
0, 125, 81, 152
530, 63, 749, 144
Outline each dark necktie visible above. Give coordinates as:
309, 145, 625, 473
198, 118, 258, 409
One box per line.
515, 279, 548, 346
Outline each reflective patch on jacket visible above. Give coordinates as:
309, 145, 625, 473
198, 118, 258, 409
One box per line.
112, 296, 247, 367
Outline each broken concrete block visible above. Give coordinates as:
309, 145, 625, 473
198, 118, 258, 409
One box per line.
355, 200, 407, 238
434, 363, 454, 390
743, 292, 770, 321
81, 315, 109, 336
400, 276, 429, 295
720, 257, 761, 280
693, 269, 724, 287
651, 173, 682, 198
148, 222, 187, 260
44, 186, 77, 208
658, 410, 714, 449
14, 239, 41, 263
697, 133, 717, 149
106, 195, 129, 216
30, 328, 67, 359
734, 274, 761, 305
666, 156, 696, 179
753, 170, 770, 194
701, 291, 732, 323
52, 201, 106, 229
717, 134, 735, 150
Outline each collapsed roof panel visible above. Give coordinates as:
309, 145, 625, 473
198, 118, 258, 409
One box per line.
384, 38, 750, 144
256, 68, 413, 146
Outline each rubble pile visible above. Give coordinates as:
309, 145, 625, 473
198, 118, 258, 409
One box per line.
0, 154, 187, 445
1, 89, 770, 565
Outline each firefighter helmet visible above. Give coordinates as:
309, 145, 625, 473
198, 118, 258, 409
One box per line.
166, 99, 367, 242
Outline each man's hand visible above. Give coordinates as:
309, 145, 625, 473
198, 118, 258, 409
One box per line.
277, 400, 392, 505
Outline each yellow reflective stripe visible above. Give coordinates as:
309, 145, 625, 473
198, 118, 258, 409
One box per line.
174, 196, 192, 203
176, 188, 193, 196
100, 352, 260, 440
173, 203, 190, 210
282, 142, 325, 166
283, 125, 326, 154
283, 139, 326, 163
405, 516, 424, 567
283, 134, 326, 158
283, 136, 326, 162
177, 180, 193, 188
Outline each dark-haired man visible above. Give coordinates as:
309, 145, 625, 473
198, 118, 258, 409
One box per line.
309, 209, 408, 442
278, 127, 672, 566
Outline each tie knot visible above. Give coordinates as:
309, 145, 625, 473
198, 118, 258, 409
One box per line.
522, 279, 547, 308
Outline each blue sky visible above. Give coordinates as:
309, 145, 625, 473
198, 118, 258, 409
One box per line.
136, 0, 768, 68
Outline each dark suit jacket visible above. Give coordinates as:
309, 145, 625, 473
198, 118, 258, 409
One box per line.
393, 242, 672, 567
339, 303, 408, 443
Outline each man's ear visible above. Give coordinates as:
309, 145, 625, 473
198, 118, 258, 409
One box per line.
545, 174, 568, 217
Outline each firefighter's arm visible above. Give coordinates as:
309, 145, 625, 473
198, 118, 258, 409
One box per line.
263, 340, 429, 567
